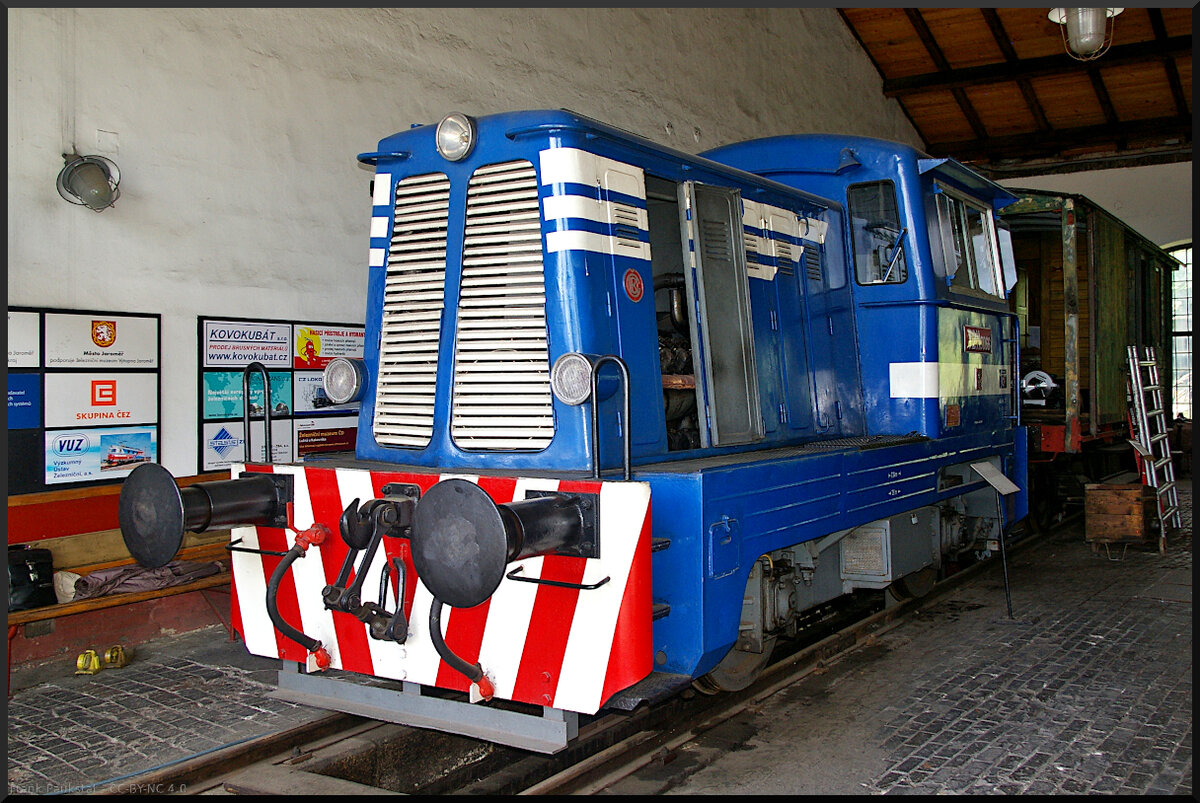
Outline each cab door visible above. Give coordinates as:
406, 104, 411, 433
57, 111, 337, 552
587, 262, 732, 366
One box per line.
679, 182, 763, 448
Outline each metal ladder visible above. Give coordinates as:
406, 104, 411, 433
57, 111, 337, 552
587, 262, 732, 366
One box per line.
1126, 345, 1181, 554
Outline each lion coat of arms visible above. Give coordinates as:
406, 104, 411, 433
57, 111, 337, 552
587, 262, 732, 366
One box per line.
92, 320, 117, 348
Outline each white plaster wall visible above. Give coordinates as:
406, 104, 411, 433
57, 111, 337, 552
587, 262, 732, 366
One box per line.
1000, 162, 1193, 249
8, 7, 921, 476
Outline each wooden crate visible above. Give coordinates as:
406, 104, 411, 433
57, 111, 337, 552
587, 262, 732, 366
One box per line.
1084, 483, 1157, 545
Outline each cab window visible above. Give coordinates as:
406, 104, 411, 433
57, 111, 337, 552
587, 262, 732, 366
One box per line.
935, 185, 1003, 299
848, 181, 908, 285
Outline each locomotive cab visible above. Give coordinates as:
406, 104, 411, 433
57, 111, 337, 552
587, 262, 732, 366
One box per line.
703, 135, 1024, 444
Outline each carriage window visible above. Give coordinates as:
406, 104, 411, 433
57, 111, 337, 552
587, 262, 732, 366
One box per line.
848, 181, 908, 285
935, 187, 1004, 299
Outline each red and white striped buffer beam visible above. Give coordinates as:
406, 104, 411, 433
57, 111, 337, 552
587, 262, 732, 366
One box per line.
227, 463, 653, 714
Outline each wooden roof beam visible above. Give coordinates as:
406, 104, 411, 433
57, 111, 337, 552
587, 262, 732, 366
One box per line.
1148, 9, 1191, 117
927, 115, 1192, 162
882, 36, 1192, 97
980, 9, 1051, 132
1087, 69, 1120, 126
903, 8, 989, 142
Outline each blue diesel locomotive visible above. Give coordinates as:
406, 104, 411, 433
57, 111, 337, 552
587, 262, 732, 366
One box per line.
119, 110, 1028, 752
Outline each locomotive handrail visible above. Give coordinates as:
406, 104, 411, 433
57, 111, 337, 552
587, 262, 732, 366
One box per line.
242, 361, 273, 464
356, 150, 411, 165
505, 122, 594, 140
857, 299, 950, 307
226, 537, 289, 558
1005, 317, 1022, 426
590, 355, 632, 481
858, 298, 1010, 314
506, 565, 611, 591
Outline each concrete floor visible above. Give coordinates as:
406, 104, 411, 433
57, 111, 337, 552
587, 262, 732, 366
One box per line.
608, 480, 1193, 795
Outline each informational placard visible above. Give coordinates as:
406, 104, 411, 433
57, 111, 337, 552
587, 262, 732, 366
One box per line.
201, 420, 293, 471
8, 373, 41, 430
43, 313, 159, 368
294, 325, 366, 370
202, 371, 292, 420
202, 320, 292, 367
198, 316, 364, 473
7, 307, 161, 495
8, 310, 40, 368
45, 426, 158, 485
295, 415, 359, 458
293, 371, 359, 414
43, 373, 159, 428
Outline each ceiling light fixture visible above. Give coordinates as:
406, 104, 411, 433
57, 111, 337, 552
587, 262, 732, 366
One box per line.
1048, 8, 1123, 61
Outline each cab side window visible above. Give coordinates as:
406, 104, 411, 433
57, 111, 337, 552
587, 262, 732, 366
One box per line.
848, 181, 908, 285
935, 187, 1003, 299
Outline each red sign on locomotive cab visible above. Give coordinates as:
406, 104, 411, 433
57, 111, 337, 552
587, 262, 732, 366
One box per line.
623, 268, 644, 303
963, 325, 993, 354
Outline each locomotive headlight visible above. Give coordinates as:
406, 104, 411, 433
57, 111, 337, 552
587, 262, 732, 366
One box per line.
550, 352, 594, 406
323, 357, 366, 405
435, 112, 476, 162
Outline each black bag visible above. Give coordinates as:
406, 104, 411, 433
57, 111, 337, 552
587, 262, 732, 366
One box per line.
8, 545, 57, 611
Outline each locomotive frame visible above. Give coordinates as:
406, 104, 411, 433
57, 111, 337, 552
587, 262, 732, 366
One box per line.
119, 110, 1029, 753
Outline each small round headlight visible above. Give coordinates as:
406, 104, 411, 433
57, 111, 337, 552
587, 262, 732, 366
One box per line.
550, 353, 594, 406
323, 357, 366, 405
435, 112, 476, 162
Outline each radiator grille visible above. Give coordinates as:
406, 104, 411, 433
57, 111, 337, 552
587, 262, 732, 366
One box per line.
451, 160, 553, 450
373, 172, 450, 448
841, 527, 888, 577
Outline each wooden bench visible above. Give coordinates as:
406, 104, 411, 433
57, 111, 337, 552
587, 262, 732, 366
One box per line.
7, 540, 232, 627
8, 474, 236, 694
7, 540, 234, 695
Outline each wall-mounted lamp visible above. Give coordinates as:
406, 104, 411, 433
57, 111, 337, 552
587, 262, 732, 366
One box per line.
56, 153, 121, 211
1049, 8, 1123, 61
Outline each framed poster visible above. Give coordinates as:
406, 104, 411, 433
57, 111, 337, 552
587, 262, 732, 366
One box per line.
8, 310, 40, 367
198, 316, 364, 473
202, 320, 292, 368
295, 415, 359, 458
45, 426, 158, 485
8, 307, 161, 495
293, 325, 366, 370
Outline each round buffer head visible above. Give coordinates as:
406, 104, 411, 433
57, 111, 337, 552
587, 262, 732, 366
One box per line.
118, 463, 186, 568
410, 478, 511, 609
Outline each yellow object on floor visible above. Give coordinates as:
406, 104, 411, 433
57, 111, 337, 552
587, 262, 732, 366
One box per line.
74, 649, 101, 675
104, 645, 128, 669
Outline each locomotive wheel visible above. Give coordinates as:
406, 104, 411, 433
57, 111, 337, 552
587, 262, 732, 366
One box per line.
691, 636, 777, 695
891, 566, 936, 600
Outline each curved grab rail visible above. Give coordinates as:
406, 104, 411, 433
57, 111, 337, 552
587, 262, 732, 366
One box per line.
242, 361, 273, 463
589, 355, 632, 481
356, 150, 411, 166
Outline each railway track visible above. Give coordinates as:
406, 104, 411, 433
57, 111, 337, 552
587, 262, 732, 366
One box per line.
160, 521, 1044, 795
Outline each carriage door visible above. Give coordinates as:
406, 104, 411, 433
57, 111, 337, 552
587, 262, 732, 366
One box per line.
679, 182, 763, 447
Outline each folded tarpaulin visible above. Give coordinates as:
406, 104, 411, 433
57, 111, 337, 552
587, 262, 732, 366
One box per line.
73, 560, 223, 600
